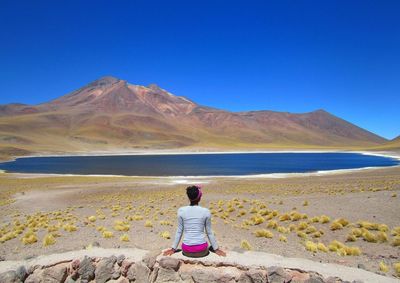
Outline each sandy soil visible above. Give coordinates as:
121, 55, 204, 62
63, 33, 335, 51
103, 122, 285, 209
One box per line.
0, 161, 399, 278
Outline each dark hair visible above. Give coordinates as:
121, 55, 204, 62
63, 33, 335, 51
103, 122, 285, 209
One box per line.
186, 186, 200, 205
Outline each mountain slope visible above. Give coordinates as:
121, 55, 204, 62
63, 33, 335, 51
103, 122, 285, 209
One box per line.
0, 76, 387, 159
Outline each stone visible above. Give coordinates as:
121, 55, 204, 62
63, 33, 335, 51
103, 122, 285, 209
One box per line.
117, 255, 126, 266
16, 266, 28, 282
289, 270, 310, 282
238, 273, 253, 283
127, 261, 150, 282
154, 267, 181, 282
142, 249, 161, 270
108, 277, 129, 283
0, 271, 22, 283
191, 267, 218, 283
92, 241, 101, 247
357, 263, 366, 270
71, 259, 80, 270
305, 275, 325, 283
25, 269, 43, 283
112, 270, 121, 280
267, 266, 291, 283
159, 257, 181, 271
325, 276, 342, 283
41, 263, 68, 283
246, 268, 267, 283
95, 256, 118, 283
65, 276, 76, 283
120, 260, 133, 277
78, 256, 95, 282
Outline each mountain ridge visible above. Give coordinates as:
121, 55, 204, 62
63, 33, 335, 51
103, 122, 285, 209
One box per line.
0, 76, 389, 159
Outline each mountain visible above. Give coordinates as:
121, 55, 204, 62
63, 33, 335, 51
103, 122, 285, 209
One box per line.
373, 135, 400, 150
0, 76, 388, 159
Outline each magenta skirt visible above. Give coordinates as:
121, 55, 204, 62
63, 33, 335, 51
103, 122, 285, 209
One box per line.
182, 242, 208, 253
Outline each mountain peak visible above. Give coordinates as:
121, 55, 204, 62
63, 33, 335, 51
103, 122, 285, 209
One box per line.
88, 76, 121, 88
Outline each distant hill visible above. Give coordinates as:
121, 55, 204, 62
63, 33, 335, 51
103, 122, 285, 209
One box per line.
372, 135, 400, 150
0, 76, 387, 159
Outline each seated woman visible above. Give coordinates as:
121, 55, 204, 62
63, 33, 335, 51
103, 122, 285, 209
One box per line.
163, 185, 226, 258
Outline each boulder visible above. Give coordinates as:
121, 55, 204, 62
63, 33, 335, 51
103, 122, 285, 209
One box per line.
159, 257, 181, 271
154, 267, 181, 282
77, 256, 95, 282
267, 266, 291, 283
127, 261, 150, 282
16, 265, 28, 282
41, 263, 68, 283
0, 271, 22, 283
94, 256, 118, 283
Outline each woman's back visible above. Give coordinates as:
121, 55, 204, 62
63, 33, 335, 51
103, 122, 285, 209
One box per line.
178, 205, 210, 246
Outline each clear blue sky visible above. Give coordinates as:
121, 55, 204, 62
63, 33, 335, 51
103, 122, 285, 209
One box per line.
1, 1, 399, 139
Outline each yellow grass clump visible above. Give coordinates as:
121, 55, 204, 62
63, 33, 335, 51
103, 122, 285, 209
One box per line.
305, 241, 318, 252
391, 227, 400, 236
346, 234, 357, 242
330, 221, 343, 231
240, 239, 252, 250
120, 234, 130, 242
351, 228, 363, 237
114, 220, 130, 232
43, 234, 56, 246
311, 216, 320, 223
267, 220, 278, 229
254, 229, 273, 238
277, 226, 289, 234
391, 236, 400, 247
379, 261, 389, 273
297, 221, 308, 231
317, 242, 328, 252
279, 235, 287, 242
144, 220, 153, 228
160, 231, 171, 239
377, 231, 388, 242
297, 231, 307, 239
279, 213, 290, 221
394, 262, 400, 276
102, 230, 114, 238
88, 216, 96, 222
290, 211, 303, 221
251, 215, 265, 225
362, 230, 378, 243
63, 224, 77, 232
303, 200, 309, 206
320, 215, 330, 224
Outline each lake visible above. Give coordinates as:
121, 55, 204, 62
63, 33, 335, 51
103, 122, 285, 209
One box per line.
0, 152, 398, 176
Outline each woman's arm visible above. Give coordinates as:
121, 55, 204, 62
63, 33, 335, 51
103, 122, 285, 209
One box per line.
205, 211, 219, 250
171, 213, 184, 250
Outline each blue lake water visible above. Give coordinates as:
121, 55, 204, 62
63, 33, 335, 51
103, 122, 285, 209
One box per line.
0, 152, 398, 176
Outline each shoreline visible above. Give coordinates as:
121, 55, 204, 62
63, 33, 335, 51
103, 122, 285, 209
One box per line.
0, 150, 399, 179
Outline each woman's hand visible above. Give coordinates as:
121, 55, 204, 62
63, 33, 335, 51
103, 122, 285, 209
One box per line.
215, 248, 226, 257
163, 248, 175, 256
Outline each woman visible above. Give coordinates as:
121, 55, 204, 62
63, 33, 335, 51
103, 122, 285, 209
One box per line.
163, 185, 226, 257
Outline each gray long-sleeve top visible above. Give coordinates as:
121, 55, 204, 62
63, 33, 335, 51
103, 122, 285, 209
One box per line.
171, 205, 219, 250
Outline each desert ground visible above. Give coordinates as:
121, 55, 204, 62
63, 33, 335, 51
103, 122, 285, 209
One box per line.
0, 157, 399, 279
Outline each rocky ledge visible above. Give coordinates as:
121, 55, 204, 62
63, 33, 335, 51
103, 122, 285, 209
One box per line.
0, 248, 397, 283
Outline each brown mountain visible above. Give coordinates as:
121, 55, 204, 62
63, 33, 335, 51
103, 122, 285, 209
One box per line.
0, 76, 387, 159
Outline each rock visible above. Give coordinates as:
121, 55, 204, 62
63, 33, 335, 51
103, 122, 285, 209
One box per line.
92, 241, 101, 247
16, 266, 28, 282
267, 266, 291, 283
325, 276, 342, 283
41, 263, 68, 283
95, 256, 118, 283
238, 273, 253, 283
108, 277, 129, 283
71, 259, 80, 270
357, 263, 366, 270
112, 270, 121, 280
117, 255, 125, 266
0, 256, 5, 261
289, 270, 310, 282
246, 268, 267, 283
65, 275, 76, 283
25, 269, 43, 283
0, 271, 22, 283
78, 256, 95, 282
142, 249, 161, 270
120, 260, 133, 277
159, 257, 181, 271
155, 267, 181, 282
127, 261, 150, 282
191, 267, 218, 283
305, 275, 325, 283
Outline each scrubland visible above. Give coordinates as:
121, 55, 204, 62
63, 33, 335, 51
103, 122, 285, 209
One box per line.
0, 166, 399, 278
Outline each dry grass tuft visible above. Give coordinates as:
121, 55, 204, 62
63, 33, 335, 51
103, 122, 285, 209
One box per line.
43, 234, 56, 246
305, 241, 318, 252
160, 231, 171, 239
379, 261, 389, 273
254, 229, 274, 238
279, 235, 287, 242
240, 239, 252, 250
